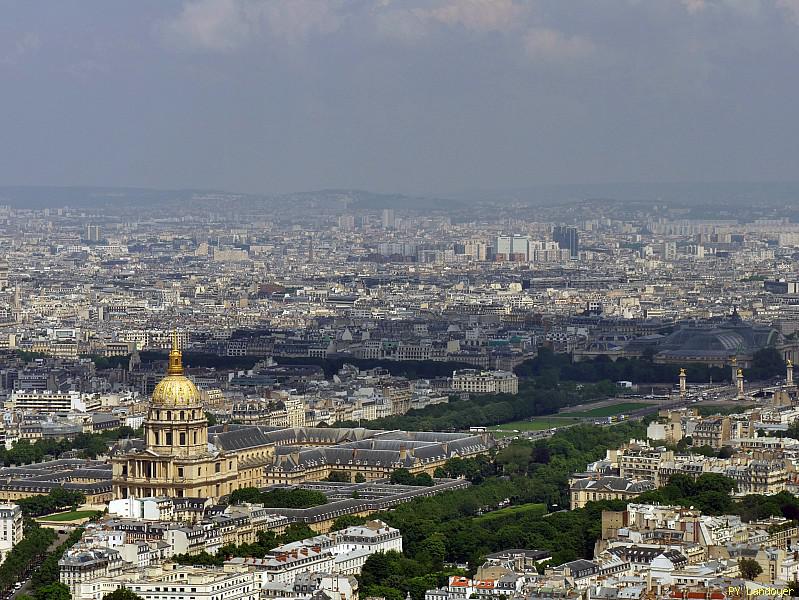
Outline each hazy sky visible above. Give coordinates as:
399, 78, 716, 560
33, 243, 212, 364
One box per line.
1, 0, 799, 196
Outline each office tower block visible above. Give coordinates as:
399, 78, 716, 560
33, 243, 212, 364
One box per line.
553, 226, 579, 259
496, 235, 530, 261
87, 224, 101, 242
338, 214, 355, 231
381, 209, 395, 229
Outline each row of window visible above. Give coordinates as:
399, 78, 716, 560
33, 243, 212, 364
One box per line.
153, 410, 203, 421
153, 430, 200, 446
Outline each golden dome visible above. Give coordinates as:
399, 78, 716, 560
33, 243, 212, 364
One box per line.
152, 376, 201, 406
151, 334, 201, 407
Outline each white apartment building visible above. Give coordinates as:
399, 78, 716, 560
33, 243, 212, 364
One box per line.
283, 396, 306, 428
8, 390, 100, 413
74, 563, 258, 600
230, 520, 402, 585
108, 497, 175, 521
231, 549, 335, 585
451, 369, 519, 395
60, 546, 125, 599
0, 504, 22, 564
330, 521, 403, 556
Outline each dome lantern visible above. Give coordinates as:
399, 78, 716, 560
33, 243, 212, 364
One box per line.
150, 331, 201, 407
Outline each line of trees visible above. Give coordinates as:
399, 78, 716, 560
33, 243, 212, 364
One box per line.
92, 345, 788, 386
432, 455, 495, 484
514, 347, 786, 384
19, 582, 72, 600
337, 377, 618, 432
0, 525, 56, 594
30, 528, 84, 591
17, 489, 86, 518
388, 346, 785, 436
22, 584, 145, 600
1, 426, 140, 466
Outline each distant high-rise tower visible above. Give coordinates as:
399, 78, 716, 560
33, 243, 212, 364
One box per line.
338, 214, 355, 231
553, 226, 579, 259
0, 259, 8, 291
495, 236, 530, 261
86, 224, 101, 242
381, 209, 395, 229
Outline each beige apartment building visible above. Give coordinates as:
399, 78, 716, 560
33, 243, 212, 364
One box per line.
451, 369, 519, 395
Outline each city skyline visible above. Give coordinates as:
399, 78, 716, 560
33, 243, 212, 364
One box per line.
3, 3, 799, 599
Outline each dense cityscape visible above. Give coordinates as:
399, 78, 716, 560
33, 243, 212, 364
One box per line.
0, 188, 794, 600
5, 1, 799, 600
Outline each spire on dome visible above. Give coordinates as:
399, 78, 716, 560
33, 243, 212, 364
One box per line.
167, 330, 183, 375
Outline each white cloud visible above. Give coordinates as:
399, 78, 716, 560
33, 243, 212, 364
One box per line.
1, 32, 40, 66
159, 0, 254, 51
422, 0, 528, 32
259, 1, 342, 44
375, 8, 430, 42
159, 0, 342, 52
677, 0, 768, 18
677, 0, 799, 23
375, 0, 527, 42
523, 27, 595, 62
681, 0, 707, 14
777, 0, 799, 25
66, 58, 108, 80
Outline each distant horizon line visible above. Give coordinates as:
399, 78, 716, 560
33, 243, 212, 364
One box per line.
2, 179, 799, 200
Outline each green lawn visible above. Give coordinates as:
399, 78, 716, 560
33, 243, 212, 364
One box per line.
491, 417, 581, 432
487, 403, 652, 437
559, 402, 651, 418
474, 502, 546, 522
38, 510, 100, 522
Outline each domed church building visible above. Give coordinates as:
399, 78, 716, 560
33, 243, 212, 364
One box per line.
111, 338, 240, 500
112, 337, 494, 503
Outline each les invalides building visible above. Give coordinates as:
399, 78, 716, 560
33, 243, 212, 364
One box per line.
112, 338, 494, 503
112, 339, 240, 500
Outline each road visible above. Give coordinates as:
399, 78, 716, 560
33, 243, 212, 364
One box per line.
8, 530, 70, 599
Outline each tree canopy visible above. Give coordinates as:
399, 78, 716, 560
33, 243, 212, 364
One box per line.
390, 469, 434, 487
228, 487, 327, 508
739, 557, 763, 580
103, 588, 145, 600
0, 426, 139, 466
17, 488, 86, 518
